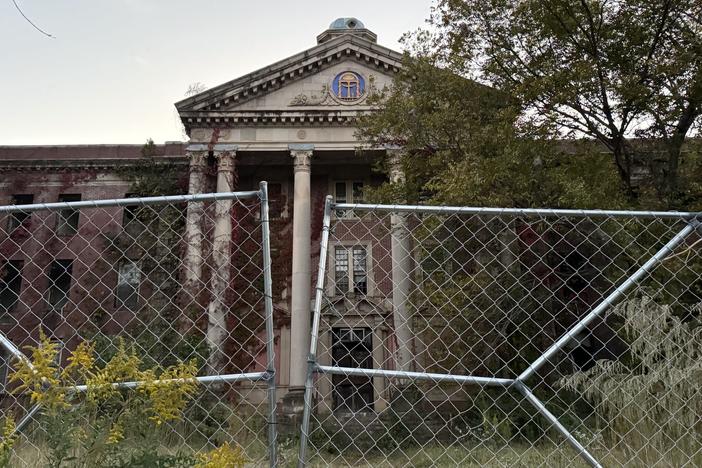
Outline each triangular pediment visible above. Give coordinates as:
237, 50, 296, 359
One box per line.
175, 34, 402, 129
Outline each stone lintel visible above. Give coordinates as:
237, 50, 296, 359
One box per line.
186, 144, 209, 152
288, 143, 315, 151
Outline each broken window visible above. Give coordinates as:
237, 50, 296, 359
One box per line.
47, 260, 73, 313
7, 194, 33, 231
56, 194, 81, 236
0, 260, 23, 318
334, 181, 364, 218
122, 193, 140, 227
114, 260, 141, 311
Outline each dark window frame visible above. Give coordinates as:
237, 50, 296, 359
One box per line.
47, 260, 73, 313
0, 260, 23, 317
56, 194, 81, 236
7, 194, 34, 232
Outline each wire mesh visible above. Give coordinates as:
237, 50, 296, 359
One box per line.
299, 199, 702, 468
0, 187, 277, 467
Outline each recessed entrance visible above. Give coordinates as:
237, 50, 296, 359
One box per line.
331, 327, 374, 412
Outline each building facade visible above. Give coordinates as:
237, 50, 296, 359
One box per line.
0, 19, 405, 424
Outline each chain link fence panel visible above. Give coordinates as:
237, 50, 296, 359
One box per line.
299, 198, 702, 468
0, 184, 277, 467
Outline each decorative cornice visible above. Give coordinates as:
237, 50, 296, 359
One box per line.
0, 157, 187, 172
180, 110, 369, 128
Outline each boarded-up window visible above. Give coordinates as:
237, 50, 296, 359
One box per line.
115, 260, 141, 311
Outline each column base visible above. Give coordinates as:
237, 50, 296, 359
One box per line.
277, 386, 307, 436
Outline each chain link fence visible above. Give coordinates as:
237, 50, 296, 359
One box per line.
298, 198, 702, 468
0, 184, 277, 467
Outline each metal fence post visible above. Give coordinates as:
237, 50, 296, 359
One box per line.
260, 181, 278, 467
297, 195, 333, 468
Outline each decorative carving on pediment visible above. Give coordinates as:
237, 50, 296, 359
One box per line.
289, 84, 335, 106
289, 73, 381, 107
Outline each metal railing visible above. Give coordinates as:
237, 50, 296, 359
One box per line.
298, 198, 702, 467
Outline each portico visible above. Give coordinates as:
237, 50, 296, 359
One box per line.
176, 18, 406, 426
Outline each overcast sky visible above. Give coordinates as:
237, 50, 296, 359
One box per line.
0, 0, 432, 145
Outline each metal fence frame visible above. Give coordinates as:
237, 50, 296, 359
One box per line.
297, 197, 701, 468
0, 182, 278, 467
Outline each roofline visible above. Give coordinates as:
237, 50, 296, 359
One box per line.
174, 33, 403, 111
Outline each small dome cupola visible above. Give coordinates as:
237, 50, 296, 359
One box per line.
329, 17, 365, 30
317, 17, 377, 44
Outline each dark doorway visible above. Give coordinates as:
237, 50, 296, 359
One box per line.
331, 327, 374, 412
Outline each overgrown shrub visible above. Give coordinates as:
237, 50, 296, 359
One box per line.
560, 297, 702, 466
3, 332, 246, 468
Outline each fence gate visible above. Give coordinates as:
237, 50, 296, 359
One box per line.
0, 183, 277, 467
298, 198, 702, 467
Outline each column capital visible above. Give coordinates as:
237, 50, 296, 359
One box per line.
290, 149, 313, 172
214, 150, 236, 172
186, 147, 208, 173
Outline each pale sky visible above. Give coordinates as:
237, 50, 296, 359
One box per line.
0, 0, 432, 145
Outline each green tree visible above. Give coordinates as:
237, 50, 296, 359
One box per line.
358, 56, 624, 209
414, 0, 702, 206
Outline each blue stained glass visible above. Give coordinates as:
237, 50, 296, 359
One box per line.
332, 71, 365, 101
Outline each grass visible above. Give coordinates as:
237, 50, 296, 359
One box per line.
9, 437, 702, 467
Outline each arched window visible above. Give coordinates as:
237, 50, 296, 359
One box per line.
332, 71, 365, 101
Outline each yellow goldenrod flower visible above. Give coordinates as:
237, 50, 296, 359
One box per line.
62, 341, 95, 383
195, 442, 247, 468
107, 422, 124, 445
143, 360, 199, 425
9, 330, 66, 412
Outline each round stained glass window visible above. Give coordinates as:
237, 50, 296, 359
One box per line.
331, 71, 365, 101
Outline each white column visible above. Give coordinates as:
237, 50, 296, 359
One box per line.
206, 149, 236, 375
389, 149, 414, 373
184, 147, 207, 298
289, 147, 313, 390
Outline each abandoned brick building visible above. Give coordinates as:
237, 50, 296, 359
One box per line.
0, 18, 618, 428
0, 19, 404, 418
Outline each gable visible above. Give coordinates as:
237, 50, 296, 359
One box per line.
225, 61, 393, 112
175, 34, 402, 130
